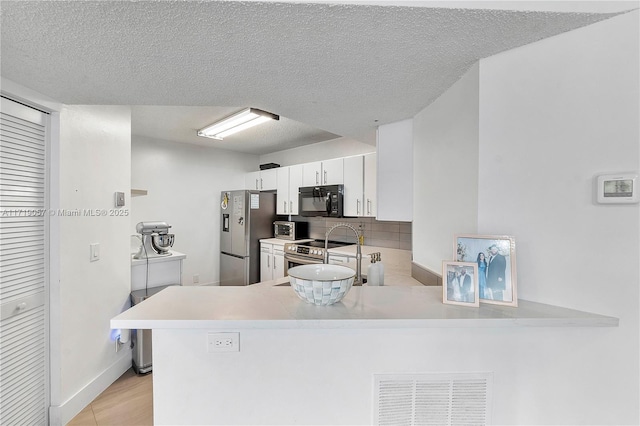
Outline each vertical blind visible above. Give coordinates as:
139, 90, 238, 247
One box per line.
0, 97, 48, 425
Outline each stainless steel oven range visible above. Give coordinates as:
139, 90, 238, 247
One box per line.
283, 239, 352, 274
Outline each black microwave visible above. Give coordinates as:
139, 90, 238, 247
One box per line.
298, 185, 344, 217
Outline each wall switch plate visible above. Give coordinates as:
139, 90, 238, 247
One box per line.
90, 243, 100, 262
193, 274, 200, 284
115, 191, 125, 207
207, 332, 240, 353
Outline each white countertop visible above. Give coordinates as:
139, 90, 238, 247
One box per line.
328, 246, 418, 285
111, 283, 618, 330
130, 250, 186, 266
259, 238, 313, 246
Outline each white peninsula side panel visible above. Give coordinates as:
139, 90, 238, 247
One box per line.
111, 285, 620, 425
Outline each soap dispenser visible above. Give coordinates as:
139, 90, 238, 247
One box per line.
367, 253, 380, 286
376, 252, 384, 286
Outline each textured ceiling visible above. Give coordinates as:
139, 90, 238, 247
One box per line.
0, 1, 624, 154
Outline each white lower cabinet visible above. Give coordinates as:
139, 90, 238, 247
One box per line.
273, 246, 285, 280
260, 242, 285, 282
260, 244, 272, 282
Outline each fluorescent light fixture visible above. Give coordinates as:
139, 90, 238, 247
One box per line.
197, 108, 279, 140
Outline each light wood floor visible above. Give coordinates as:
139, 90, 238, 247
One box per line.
67, 368, 153, 426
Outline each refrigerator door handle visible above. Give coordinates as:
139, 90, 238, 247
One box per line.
221, 251, 244, 259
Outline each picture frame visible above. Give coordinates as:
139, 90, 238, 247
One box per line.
442, 261, 479, 307
454, 234, 518, 307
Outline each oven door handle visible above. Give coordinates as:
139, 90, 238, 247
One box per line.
284, 255, 323, 265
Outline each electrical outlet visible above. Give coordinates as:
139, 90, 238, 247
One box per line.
207, 332, 240, 353
193, 274, 199, 284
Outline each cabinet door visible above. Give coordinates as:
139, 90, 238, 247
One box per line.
343, 156, 363, 217
276, 167, 290, 215
322, 158, 344, 185
288, 164, 303, 215
245, 171, 260, 190
302, 161, 322, 187
260, 169, 278, 191
260, 244, 273, 281
273, 248, 285, 280
364, 153, 377, 217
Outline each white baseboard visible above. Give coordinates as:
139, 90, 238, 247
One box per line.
49, 351, 132, 426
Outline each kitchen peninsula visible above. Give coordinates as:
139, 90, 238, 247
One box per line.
111, 281, 617, 425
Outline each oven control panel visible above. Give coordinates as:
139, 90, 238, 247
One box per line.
284, 244, 326, 260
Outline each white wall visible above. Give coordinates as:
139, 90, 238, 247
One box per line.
413, 65, 479, 270
478, 10, 639, 310
53, 106, 133, 423
412, 10, 639, 424
377, 119, 414, 222
130, 136, 258, 286
259, 136, 374, 166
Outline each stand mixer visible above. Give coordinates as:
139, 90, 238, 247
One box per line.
133, 222, 175, 259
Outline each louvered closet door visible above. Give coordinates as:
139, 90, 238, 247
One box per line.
0, 97, 48, 426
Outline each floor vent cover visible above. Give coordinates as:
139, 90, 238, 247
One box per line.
373, 372, 493, 426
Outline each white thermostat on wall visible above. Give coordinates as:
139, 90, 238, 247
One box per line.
596, 173, 639, 204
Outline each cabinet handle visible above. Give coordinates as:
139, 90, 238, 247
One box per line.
367, 199, 371, 215
255, 179, 259, 190
289, 201, 293, 212
273, 258, 277, 270
315, 171, 319, 185
260, 178, 263, 190
267, 255, 270, 268
324, 170, 327, 184
284, 201, 287, 213
357, 199, 360, 215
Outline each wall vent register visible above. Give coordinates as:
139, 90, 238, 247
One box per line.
373, 372, 493, 426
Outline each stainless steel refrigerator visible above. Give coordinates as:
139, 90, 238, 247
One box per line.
220, 190, 276, 286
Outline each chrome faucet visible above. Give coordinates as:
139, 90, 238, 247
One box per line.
324, 223, 362, 285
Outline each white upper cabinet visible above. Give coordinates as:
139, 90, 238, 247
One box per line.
302, 161, 322, 186
363, 153, 377, 217
276, 167, 290, 215
322, 158, 344, 185
302, 158, 344, 187
260, 169, 278, 191
343, 153, 376, 217
343, 156, 364, 217
376, 119, 412, 221
245, 169, 278, 191
288, 164, 303, 215
276, 164, 303, 215
246, 171, 260, 190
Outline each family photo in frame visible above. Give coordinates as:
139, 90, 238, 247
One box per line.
442, 261, 479, 307
454, 234, 517, 307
